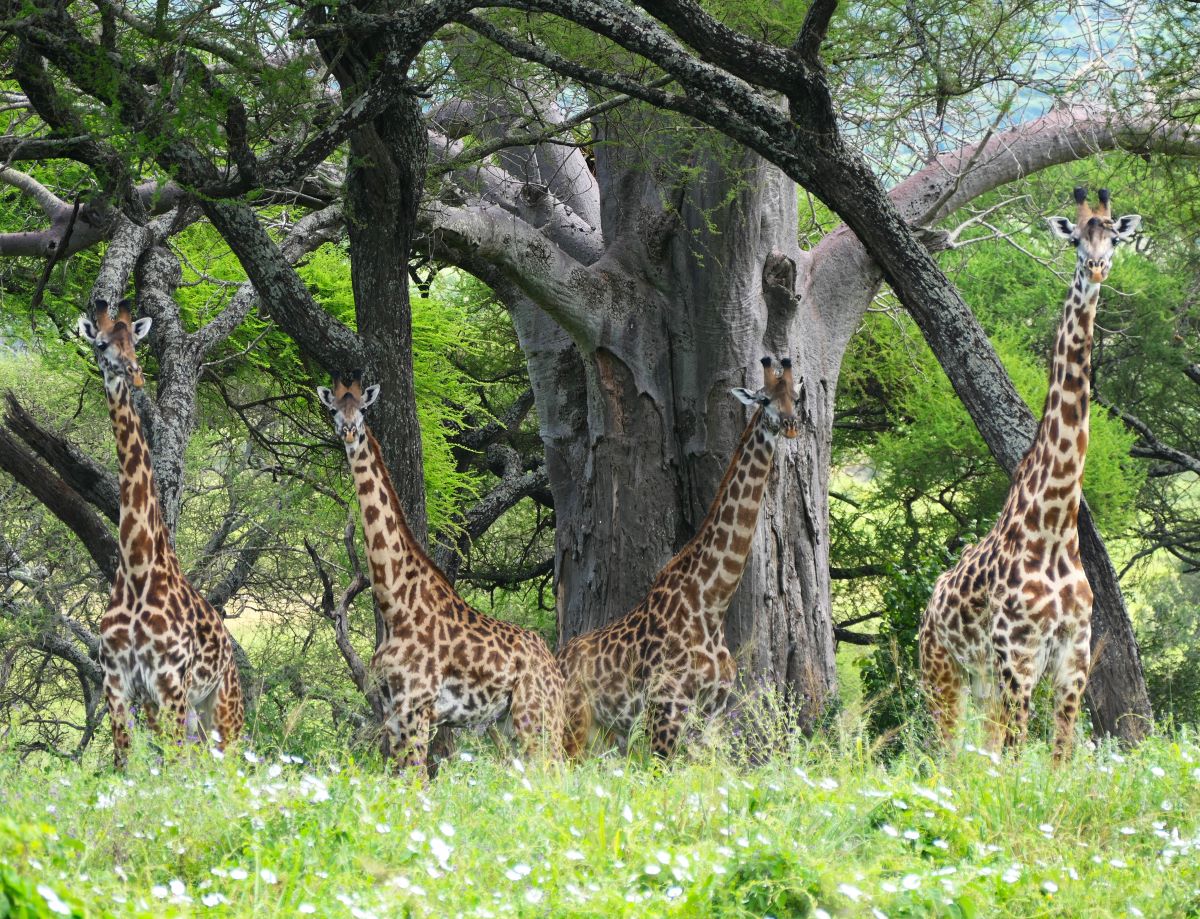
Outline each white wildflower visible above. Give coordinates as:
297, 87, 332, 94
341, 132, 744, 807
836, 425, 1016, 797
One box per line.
838, 883, 864, 902
37, 885, 71, 916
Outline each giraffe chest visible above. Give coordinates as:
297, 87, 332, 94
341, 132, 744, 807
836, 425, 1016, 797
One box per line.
100, 602, 226, 707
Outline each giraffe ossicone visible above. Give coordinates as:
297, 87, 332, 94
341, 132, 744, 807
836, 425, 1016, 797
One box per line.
918, 188, 1142, 762
558, 355, 800, 759
83, 298, 244, 768
321, 372, 566, 772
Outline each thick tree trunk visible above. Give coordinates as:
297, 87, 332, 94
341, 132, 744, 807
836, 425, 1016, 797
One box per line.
530, 142, 841, 725
345, 94, 430, 541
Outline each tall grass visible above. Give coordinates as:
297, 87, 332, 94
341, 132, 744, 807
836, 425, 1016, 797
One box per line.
3, 717, 1199, 918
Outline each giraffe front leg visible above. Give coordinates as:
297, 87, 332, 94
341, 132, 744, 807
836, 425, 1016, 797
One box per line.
989, 649, 1036, 755
562, 678, 593, 761
150, 672, 191, 755
509, 668, 566, 762
647, 683, 691, 759
105, 678, 133, 770
384, 700, 433, 776
1051, 628, 1091, 764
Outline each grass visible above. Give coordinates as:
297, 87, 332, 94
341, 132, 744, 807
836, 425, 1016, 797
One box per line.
3, 725, 1200, 918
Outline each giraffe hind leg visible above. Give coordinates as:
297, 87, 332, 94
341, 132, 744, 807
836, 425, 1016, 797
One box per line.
920, 628, 964, 750
510, 669, 565, 762
212, 662, 244, 750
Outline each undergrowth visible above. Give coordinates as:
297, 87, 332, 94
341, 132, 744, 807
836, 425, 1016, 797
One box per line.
3, 720, 1199, 918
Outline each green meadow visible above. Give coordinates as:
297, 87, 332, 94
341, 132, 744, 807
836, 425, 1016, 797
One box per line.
4, 727, 1200, 918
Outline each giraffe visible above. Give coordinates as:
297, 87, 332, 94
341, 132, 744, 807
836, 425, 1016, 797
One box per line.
79, 300, 243, 767
918, 188, 1142, 761
558, 357, 800, 759
317, 373, 566, 771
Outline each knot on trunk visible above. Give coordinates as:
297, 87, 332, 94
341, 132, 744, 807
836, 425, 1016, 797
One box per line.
911, 225, 954, 253
637, 206, 681, 257
763, 251, 799, 350
762, 250, 798, 304
519, 183, 548, 207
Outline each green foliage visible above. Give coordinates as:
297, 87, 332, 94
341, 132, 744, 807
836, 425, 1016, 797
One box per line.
857, 558, 950, 744
1135, 570, 1200, 726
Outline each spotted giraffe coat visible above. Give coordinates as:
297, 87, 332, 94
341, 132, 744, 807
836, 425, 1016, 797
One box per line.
559, 358, 799, 758
83, 303, 243, 767
919, 189, 1141, 760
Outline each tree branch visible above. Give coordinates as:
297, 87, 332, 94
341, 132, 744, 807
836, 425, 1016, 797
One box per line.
0, 428, 117, 581
4, 392, 120, 523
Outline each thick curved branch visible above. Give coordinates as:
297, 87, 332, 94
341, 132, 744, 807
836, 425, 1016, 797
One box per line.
0, 429, 117, 581
0, 166, 65, 215
423, 196, 602, 347
636, 0, 804, 91
4, 393, 120, 523
894, 106, 1200, 228
192, 204, 345, 356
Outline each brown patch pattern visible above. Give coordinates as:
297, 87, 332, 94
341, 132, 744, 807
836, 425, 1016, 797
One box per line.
916, 198, 1127, 763
560, 360, 797, 758
91, 306, 243, 768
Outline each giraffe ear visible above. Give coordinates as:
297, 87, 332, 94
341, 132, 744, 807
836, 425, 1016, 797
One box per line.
1047, 217, 1076, 242
731, 387, 766, 407
316, 386, 337, 411
361, 384, 381, 410
76, 315, 100, 343
130, 316, 153, 343
1113, 214, 1141, 241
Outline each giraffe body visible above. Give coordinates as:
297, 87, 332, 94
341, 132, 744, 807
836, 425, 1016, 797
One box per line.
559, 357, 799, 758
81, 302, 243, 767
319, 376, 565, 769
919, 189, 1141, 760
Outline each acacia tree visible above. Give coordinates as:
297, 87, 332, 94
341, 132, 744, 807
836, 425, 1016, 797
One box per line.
3, 0, 1196, 742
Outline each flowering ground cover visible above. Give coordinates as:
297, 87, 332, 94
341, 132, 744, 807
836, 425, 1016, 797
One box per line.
2, 732, 1199, 918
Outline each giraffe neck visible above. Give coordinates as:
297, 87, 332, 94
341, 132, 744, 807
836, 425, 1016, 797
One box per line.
106, 377, 172, 584
1014, 263, 1099, 521
681, 410, 778, 614
347, 430, 430, 614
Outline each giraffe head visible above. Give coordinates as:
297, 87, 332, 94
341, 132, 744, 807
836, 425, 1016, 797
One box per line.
1048, 187, 1141, 285
317, 371, 380, 451
731, 356, 799, 439
76, 299, 153, 391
